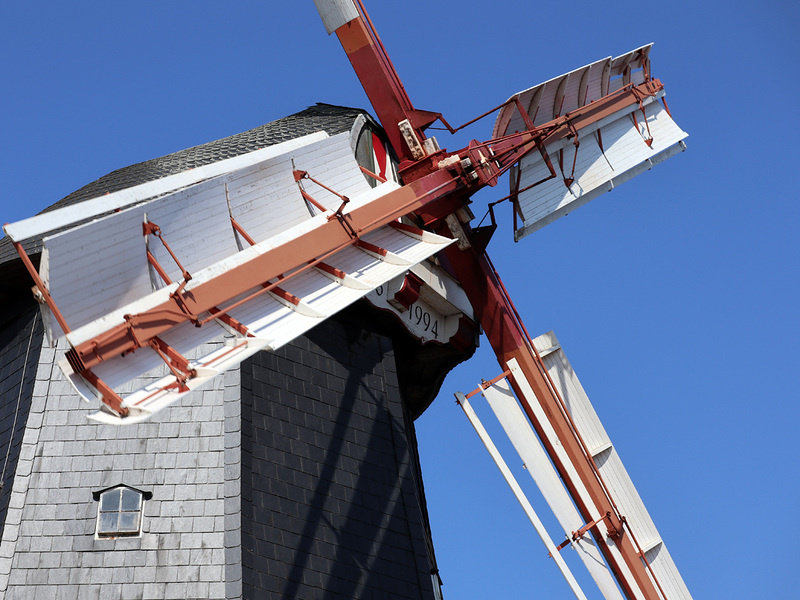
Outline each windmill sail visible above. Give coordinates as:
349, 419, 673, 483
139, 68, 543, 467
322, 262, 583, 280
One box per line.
5, 130, 453, 424
460, 332, 693, 600
493, 45, 688, 241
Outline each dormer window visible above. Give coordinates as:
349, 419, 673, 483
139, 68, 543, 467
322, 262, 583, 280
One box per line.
93, 485, 151, 538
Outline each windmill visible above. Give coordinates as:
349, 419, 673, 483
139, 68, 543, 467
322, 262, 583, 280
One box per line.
2, 1, 690, 599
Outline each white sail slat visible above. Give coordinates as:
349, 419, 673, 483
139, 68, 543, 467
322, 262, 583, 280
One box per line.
457, 391, 591, 600
3, 133, 328, 243
513, 96, 687, 240
491, 45, 686, 242
532, 331, 694, 600
481, 378, 625, 600
80, 218, 452, 425
41, 133, 361, 332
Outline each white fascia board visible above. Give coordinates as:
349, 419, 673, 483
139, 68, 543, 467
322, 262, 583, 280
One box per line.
409, 260, 474, 319
3, 131, 329, 242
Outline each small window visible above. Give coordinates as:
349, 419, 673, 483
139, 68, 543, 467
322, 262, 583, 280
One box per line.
93, 485, 150, 538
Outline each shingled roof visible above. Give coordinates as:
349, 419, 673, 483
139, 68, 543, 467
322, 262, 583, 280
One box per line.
0, 103, 371, 266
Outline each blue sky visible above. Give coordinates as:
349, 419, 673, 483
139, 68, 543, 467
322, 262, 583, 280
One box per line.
2, 1, 797, 598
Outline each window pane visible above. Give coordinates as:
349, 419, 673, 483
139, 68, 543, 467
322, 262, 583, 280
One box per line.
120, 488, 141, 511
98, 511, 118, 533
99, 489, 121, 512
118, 511, 140, 533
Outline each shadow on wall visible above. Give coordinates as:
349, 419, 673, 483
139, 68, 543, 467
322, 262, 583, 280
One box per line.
241, 316, 435, 599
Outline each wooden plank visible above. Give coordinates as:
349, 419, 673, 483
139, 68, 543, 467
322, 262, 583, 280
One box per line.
514, 97, 687, 240
457, 391, 592, 600
480, 378, 626, 600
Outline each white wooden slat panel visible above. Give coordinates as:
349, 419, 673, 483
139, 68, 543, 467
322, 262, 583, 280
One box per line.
41, 133, 344, 332
494, 57, 614, 137
514, 98, 687, 241
224, 160, 312, 242
43, 208, 152, 330
360, 226, 453, 263
506, 358, 648, 600
91, 320, 229, 391
481, 379, 626, 600
74, 212, 452, 424
457, 392, 591, 600
586, 58, 611, 105
145, 179, 239, 282
532, 331, 694, 600
227, 133, 373, 244
272, 269, 366, 317
610, 44, 651, 77
491, 46, 653, 141
4, 133, 328, 243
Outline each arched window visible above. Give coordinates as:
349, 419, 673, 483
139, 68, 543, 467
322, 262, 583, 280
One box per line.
93, 485, 151, 538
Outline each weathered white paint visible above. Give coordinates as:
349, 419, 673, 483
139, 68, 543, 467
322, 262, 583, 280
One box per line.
313, 0, 359, 35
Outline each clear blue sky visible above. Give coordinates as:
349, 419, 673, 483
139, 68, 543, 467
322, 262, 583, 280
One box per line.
2, 1, 797, 598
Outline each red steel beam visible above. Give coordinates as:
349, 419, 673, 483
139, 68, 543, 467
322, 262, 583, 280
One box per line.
332, 10, 439, 164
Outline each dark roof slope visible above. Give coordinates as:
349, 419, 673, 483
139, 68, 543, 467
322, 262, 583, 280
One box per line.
0, 104, 369, 266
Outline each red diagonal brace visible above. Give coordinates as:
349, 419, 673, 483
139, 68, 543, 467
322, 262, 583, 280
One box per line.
148, 336, 196, 392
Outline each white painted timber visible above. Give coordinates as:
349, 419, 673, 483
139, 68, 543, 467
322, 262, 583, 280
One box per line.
493, 45, 652, 139
28, 121, 451, 424
3, 132, 328, 242
84, 222, 451, 424
456, 391, 590, 600
479, 378, 625, 600
531, 331, 694, 600
505, 358, 646, 600
489, 45, 686, 242
512, 96, 687, 241
40, 132, 371, 333
314, 0, 359, 34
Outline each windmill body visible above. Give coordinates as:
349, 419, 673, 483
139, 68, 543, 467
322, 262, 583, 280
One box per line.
0, 1, 692, 599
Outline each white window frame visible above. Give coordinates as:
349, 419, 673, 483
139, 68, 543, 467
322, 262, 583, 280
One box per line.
93, 485, 150, 539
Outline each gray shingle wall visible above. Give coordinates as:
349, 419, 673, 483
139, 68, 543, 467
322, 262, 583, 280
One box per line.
0, 337, 242, 600
240, 315, 439, 599
0, 306, 43, 542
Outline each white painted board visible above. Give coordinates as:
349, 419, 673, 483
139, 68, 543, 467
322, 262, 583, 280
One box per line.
80, 218, 452, 424
481, 378, 625, 600
513, 96, 687, 241
314, 0, 359, 34
532, 331, 694, 600
40, 132, 369, 333
489, 45, 686, 242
